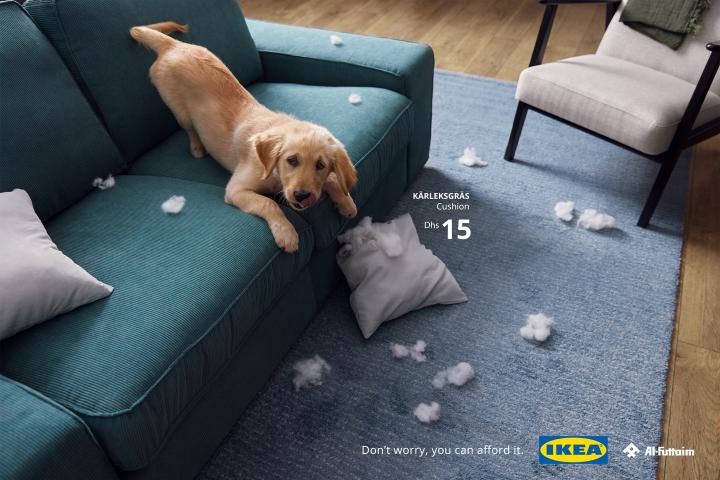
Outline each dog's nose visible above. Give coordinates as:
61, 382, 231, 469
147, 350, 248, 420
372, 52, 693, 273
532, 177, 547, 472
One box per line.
294, 191, 311, 202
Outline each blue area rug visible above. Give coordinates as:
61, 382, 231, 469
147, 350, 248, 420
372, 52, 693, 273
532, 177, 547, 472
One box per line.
199, 71, 688, 479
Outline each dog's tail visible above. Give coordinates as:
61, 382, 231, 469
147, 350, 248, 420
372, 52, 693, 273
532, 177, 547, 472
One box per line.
130, 21, 188, 54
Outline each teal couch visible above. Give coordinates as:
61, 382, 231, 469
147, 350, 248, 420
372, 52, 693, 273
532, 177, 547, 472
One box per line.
0, 0, 433, 478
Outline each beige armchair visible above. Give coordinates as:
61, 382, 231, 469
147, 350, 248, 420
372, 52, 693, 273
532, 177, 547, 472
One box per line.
505, 0, 720, 227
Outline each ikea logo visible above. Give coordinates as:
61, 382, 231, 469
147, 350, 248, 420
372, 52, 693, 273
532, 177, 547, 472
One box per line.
538, 436, 608, 464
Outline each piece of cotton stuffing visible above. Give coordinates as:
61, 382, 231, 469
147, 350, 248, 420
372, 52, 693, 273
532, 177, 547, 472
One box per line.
161, 195, 186, 215
457, 147, 487, 167
577, 209, 616, 230
92, 174, 115, 190
519, 313, 554, 342
554, 201, 575, 222
390, 343, 410, 358
375, 232, 403, 257
348, 93, 362, 105
432, 362, 475, 388
292, 355, 331, 391
409, 340, 427, 362
329, 34, 343, 46
414, 401, 441, 423
390, 340, 427, 362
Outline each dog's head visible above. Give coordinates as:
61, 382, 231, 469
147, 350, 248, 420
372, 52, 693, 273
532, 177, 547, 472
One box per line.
251, 122, 357, 211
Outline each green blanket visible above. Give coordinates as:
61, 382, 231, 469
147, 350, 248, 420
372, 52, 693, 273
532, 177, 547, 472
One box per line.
620, 0, 712, 49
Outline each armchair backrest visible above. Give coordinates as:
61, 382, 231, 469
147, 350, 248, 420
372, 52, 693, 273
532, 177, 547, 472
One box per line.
598, 0, 720, 95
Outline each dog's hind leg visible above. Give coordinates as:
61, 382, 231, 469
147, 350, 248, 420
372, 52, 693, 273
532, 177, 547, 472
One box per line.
149, 75, 207, 159
187, 129, 206, 158
167, 103, 205, 158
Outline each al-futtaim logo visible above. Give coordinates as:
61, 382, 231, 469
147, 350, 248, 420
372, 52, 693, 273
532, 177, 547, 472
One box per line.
624, 442, 695, 458
623, 443, 640, 458
538, 436, 608, 464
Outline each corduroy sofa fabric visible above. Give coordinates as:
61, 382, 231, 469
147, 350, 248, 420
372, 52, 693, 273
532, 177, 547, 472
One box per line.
246, 20, 434, 185
0, 175, 314, 470
0, 376, 118, 480
128, 130, 232, 187
103, 157, 410, 477
24, 0, 262, 162
0, 1, 124, 221
119, 268, 320, 480
129, 82, 414, 249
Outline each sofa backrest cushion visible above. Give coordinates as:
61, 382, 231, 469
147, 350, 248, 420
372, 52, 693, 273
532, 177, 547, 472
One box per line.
25, 0, 262, 161
0, 1, 124, 221
598, 0, 720, 95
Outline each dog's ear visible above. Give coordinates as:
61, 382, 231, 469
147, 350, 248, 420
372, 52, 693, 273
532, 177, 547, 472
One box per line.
252, 130, 284, 179
332, 147, 357, 196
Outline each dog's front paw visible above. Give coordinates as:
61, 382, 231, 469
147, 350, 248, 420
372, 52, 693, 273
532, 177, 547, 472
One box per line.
336, 196, 357, 219
270, 221, 299, 253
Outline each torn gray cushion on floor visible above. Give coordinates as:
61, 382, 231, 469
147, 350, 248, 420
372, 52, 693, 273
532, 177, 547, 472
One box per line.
337, 213, 467, 338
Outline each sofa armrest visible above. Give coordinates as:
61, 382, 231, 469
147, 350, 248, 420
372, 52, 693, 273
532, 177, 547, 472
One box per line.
246, 19, 435, 183
0, 376, 117, 480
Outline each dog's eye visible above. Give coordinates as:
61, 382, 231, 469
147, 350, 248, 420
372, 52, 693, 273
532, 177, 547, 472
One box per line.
315, 160, 325, 171
287, 156, 299, 167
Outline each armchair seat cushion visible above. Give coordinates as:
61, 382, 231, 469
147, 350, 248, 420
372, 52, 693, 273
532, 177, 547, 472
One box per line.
516, 54, 720, 155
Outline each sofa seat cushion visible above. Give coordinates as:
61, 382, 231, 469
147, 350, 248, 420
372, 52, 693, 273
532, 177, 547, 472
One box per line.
129, 83, 414, 248
516, 54, 720, 155
0, 175, 313, 471
25, 0, 262, 162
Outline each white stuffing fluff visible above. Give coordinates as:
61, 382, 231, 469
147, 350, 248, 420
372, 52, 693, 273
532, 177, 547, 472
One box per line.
554, 201, 575, 222
414, 401, 441, 423
390, 343, 410, 358
432, 362, 475, 389
161, 195, 186, 215
92, 174, 115, 190
329, 34, 343, 46
431, 371, 446, 388
375, 231, 402, 257
348, 93, 362, 105
577, 209, 616, 230
409, 340, 427, 362
390, 340, 427, 362
337, 217, 403, 257
519, 313, 554, 342
292, 355, 331, 391
457, 147, 488, 167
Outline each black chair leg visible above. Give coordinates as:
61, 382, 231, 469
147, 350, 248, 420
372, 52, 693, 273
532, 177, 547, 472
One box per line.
504, 102, 528, 161
637, 151, 682, 228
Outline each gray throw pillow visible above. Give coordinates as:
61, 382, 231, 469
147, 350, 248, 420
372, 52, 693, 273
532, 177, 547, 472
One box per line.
0, 189, 113, 339
337, 214, 467, 338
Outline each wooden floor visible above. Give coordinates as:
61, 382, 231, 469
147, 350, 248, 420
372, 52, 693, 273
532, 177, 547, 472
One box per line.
241, 1, 720, 478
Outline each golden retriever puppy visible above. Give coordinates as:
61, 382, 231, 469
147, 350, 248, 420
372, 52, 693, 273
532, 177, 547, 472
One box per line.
130, 22, 358, 252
